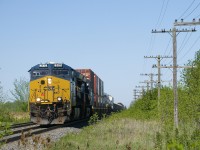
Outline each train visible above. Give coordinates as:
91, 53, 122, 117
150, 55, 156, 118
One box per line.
28, 62, 124, 125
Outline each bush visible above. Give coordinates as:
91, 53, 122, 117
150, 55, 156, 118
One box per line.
88, 113, 99, 125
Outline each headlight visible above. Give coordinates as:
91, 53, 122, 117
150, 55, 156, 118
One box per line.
57, 97, 62, 101
36, 98, 41, 102
48, 78, 52, 84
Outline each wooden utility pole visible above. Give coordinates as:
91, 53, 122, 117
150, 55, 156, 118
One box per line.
135, 85, 149, 96
152, 25, 196, 128
144, 55, 172, 100
139, 80, 151, 91
140, 73, 158, 90
133, 89, 142, 100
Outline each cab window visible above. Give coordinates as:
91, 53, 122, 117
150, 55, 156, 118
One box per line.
33, 70, 48, 76
52, 69, 69, 76
31, 70, 49, 80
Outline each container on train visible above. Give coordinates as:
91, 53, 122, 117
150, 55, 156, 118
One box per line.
76, 69, 104, 107
76, 69, 94, 92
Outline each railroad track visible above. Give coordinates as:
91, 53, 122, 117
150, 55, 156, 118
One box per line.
10, 122, 35, 129
1, 119, 88, 144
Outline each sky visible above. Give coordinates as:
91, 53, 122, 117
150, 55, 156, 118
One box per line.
0, 0, 200, 107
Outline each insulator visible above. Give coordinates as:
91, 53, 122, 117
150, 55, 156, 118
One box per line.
181, 19, 183, 22
193, 18, 195, 22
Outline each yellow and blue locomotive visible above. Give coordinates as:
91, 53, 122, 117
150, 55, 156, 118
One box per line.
28, 62, 93, 124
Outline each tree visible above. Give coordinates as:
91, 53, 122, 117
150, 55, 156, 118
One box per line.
181, 50, 200, 122
10, 77, 29, 112
10, 77, 29, 102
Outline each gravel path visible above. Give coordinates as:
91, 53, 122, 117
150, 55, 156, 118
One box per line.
0, 127, 81, 150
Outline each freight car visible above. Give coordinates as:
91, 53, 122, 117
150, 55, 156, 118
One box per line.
28, 62, 118, 125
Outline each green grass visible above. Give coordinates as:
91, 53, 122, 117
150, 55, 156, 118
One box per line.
49, 110, 200, 150
50, 113, 161, 150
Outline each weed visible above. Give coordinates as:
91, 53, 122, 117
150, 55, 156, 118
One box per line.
88, 113, 99, 125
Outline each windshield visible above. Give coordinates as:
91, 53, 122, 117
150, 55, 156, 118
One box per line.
30, 68, 70, 81
52, 69, 69, 76
30, 70, 49, 80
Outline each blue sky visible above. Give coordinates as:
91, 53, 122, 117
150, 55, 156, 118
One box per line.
0, 0, 200, 107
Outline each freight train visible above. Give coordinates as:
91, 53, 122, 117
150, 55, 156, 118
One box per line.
28, 62, 124, 125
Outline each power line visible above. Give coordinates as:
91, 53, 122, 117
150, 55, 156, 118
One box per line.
146, 0, 170, 56
184, 1, 200, 19
164, 28, 193, 66
156, 0, 170, 28
155, 0, 166, 28
178, 0, 196, 20
163, 38, 172, 56
159, 0, 170, 27
178, 34, 200, 62
177, 32, 193, 55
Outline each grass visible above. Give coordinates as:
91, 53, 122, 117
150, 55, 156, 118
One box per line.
0, 111, 30, 148
50, 113, 162, 150
49, 110, 200, 150
9, 112, 30, 124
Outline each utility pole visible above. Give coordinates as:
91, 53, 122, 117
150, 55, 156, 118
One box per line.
144, 55, 172, 100
152, 25, 196, 128
133, 89, 142, 100
139, 80, 151, 91
140, 73, 158, 90
135, 85, 149, 96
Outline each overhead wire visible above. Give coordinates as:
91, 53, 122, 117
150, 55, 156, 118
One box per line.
150, 0, 170, 88
161, 38, 172, 77
156, 1, 200, 84
175, 1, 200, 64
184, 1, 200, 19
177, 32, 193, 55
155, 0, 167, 28
141, 0, 171, 91
150, 0, 170, 56
143, 0, 169, 82
149, 0, 170, 54
157, 0, 170, 28
177, 0, 196, 20
178, 34, 200, 62
163, 38, 172, 56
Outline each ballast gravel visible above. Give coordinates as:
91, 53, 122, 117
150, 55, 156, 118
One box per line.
0, 127, 81, 150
